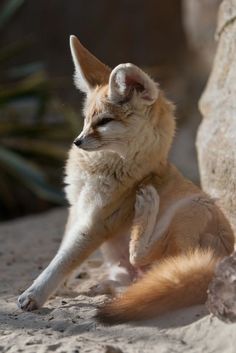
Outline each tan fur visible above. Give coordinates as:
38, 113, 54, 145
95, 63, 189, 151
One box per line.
18, 36, 234, 321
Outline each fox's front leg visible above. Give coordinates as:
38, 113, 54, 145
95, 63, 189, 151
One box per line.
129, 185, 160, 266
18, 214, 107, 311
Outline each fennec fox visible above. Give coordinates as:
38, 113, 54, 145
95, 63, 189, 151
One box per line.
18, 35, 234, 324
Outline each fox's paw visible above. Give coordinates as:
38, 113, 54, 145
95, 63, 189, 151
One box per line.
135, 184, 159, 219
18, 287, 43, 311
130, 184, 160, 267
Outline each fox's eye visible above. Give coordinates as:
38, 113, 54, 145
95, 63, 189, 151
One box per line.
96, 117, 114, 127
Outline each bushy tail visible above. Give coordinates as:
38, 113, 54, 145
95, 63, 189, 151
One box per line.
95, 249, 219, 325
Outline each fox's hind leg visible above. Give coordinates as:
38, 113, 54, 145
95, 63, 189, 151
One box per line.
129, 184, 160, 266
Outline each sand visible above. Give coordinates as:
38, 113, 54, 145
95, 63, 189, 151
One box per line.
1, 208, 236, 353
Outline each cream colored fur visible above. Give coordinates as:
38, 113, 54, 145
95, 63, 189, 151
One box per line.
18, 36, 234, 322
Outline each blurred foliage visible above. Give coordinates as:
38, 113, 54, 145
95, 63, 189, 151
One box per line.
0, 0, 82, 220
0, 0, 25, 30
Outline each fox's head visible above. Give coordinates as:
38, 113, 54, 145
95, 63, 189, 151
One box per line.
70, 35, 175, 160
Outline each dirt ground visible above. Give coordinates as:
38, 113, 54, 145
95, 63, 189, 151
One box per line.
1, 208, 236, 353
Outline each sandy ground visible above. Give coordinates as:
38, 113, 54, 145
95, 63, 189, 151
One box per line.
1, 208, 236, 353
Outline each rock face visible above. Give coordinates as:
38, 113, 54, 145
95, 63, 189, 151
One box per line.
197, 0, 236, 323
197, 0, 236, 234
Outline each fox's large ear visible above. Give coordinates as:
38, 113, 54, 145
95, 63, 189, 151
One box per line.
70, 35, 111, 93
108, 64, 158, 105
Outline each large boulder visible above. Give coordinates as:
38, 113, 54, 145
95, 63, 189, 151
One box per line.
197, 0, 236, 234
197, 0, 236, 322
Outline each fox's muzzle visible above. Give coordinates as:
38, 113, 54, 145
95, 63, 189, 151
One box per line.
74, 137, 83, 147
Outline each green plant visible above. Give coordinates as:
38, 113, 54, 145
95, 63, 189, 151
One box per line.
0, 0, 82, 219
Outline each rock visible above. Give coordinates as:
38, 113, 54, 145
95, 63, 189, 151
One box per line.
207, 252, 236, 322
197, 0, 236, 234
194, 0, 236, 323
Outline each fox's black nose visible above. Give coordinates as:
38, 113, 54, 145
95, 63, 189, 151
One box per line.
74, 138, 83, 147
